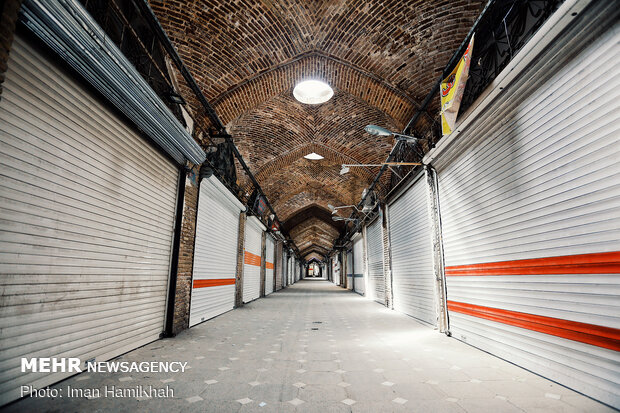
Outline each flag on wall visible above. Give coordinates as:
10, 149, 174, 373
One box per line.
441, 34, 475, 136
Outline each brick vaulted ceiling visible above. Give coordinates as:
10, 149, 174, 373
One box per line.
151, 0, 484, 260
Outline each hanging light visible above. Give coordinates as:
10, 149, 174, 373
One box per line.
364, 124, 426, 143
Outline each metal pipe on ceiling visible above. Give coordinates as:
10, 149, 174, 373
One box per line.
19, 0, 206, 166
337, 0, 497, 246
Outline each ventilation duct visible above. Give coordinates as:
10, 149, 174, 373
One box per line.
19, 0, 206, 165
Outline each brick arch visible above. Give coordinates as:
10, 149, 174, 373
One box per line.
255, 143, 375, 184
151, 0, 485, 253
216, 54, 417, 125
152, 0, 484, 123
229, 89, 400, 174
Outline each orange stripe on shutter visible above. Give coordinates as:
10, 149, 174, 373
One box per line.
244, 251, 262, 266
266, 262, 274, 270
445, 251, 620, 276
447, 301, 620, 352
193, 279, 236, 288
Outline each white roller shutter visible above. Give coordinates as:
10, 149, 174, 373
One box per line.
287, 255, 292, 286
189, 176, 244, 326
281, 250, 288, 287
265, 235, 275, 295
434, 2, 620, 408
353, 233, 365, 295
243, 216, 264, 303
366, 217, 385, 303
275, 240, 283, 291
387, 173, 436, 326
346, 251, 353, 290
0, 36, 179, 405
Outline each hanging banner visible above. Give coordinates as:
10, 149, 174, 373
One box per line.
441, 34, 475, 136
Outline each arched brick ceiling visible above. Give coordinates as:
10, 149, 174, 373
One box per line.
151, 0, 484, 260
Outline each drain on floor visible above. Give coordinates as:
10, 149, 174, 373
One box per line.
312, 321, 323, 324
311, 328, 319, 330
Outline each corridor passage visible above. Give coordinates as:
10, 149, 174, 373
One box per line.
6, 281, 613, 413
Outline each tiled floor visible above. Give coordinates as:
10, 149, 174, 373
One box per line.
5, 280, 615, 412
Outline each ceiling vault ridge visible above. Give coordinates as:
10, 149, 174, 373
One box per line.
212, 50, 419, 108
254, 142, 373, 179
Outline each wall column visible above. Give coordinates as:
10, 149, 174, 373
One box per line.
235, 212, 246, 307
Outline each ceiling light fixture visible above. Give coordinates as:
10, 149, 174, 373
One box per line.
304, 152, 324, 160
364, 124, 426, 143
293, 80, 334, 104
328, 204, 360, 214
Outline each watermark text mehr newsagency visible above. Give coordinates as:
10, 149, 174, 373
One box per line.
21, 358, 188, 373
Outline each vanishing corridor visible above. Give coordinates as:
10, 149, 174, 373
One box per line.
5, 280, 613, 413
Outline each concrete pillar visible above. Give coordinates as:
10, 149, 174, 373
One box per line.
235, 212, 246, 307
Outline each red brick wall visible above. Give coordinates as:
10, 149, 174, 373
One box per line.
171, 168, 199, 334
234, 212, 246, 307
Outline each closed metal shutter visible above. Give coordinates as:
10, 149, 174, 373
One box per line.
275, 242, 283, 291
243, 216, 264, 302
265, 235, 275, 295
282, 250, 288, 287
366, 217, 385, 303
353, 233, 365, 295
287, 255, 292, 286
346, 251, 353, 290
387, 173, 436, 326
435, 3, 620, 408
189, 176, 244, 326
0, 37, 179, 405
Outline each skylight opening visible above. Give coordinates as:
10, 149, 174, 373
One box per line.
304, 152, 324, 160
293, 80, 333, 104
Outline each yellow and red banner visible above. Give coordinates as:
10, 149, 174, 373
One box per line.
441, 34, 475, 136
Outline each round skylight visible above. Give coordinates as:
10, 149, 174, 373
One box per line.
293, 80, 334, 104
303, 152, 324, 160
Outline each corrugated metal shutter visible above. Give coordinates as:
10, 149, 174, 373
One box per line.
353, 233, 365, 295
243, 216, 264, 303
435, 3, 620, 408
0, 36, 179, 405
282, 250, 288, 287
265, 235, 275, 295
275, 242, 283, 291
287, 255, 292, 286
387, 173, 436, 326
189, 176, 243, 326
346, 251, 353, 290
366, 217, 385, 304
